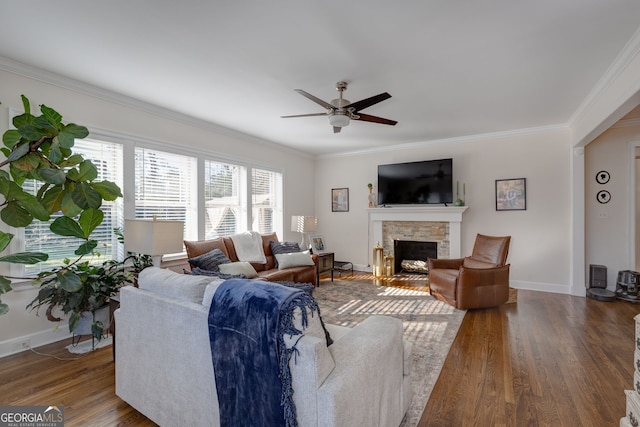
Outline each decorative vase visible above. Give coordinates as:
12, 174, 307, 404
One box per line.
368, 187, 376, 208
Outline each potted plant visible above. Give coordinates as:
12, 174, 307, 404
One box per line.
28, 256, 132, 340
0, 95, 123, 338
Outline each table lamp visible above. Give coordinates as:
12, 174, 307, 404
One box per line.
291, 215, 317, 250
124, 218, 185, 266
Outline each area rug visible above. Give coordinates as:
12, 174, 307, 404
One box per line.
313, 278, 466, 427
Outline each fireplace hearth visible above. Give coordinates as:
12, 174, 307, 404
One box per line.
394, 240, 438, 274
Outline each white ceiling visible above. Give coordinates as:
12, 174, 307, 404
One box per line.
1, 1, 639, 156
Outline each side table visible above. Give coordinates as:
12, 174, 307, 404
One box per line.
316, 252, 334, 286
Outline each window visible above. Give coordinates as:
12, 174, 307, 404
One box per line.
251, 168, 282, 234
134, 148, 197, 244
22, 139, 124, 275
204, 160, 246, 239
10, 132, 284, 279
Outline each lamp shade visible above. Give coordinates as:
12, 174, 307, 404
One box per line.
124, 219, 184, 256
291, 216, 317, 233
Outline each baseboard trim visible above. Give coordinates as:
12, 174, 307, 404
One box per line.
0, 326, 72, 358
509, 280, 571, 295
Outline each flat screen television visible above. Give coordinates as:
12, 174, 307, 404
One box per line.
377, 158, 453, 206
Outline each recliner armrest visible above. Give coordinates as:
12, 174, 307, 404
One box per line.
428, 257, 464, 270
456, 264, 511, 309
458, 264, 510, 287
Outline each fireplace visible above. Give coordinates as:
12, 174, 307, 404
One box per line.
394, 240, 437, 274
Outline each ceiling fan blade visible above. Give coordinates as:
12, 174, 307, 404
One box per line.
294, 89, 335, 111
345, 92, 391, 112
354, 113, 398, 126
333, 126, 342, 134
280, 113, 328, 118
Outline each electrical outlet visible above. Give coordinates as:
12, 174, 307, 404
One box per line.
12, 339, 31, 351
598, 212, 608, 219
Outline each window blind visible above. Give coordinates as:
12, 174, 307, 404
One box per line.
204, 160, 244, 239
134, 148, 197, 245
23, 139, 124, 275
251, 168, 282, 235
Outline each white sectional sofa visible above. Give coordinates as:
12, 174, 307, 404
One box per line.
115, 267, 412, 426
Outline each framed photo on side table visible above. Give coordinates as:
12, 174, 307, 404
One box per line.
332, 188, 349, 212
495, 178, 526, 211
309, 234, 327, 254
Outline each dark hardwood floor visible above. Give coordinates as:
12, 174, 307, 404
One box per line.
1, 275, 638, 426
418, 288, 638, 427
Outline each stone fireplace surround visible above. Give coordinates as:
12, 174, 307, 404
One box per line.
367, 206, 468, 269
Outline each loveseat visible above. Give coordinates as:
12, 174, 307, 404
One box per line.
185, 232, 319, 286
115, 267, 413, 427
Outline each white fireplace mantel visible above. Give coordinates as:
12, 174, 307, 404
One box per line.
367, 206, 468, 259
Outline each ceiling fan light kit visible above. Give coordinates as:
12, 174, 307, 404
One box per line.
281, 81, 397, 133
329, 113, 350, 128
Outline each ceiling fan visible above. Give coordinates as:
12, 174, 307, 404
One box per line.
281, 81, 398, 133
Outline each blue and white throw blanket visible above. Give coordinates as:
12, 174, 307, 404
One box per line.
208, 278, 318, 427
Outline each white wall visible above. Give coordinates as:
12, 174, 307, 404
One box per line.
314, 128, 572, 292
585, 123, 640, 288
0, 67, 315, 354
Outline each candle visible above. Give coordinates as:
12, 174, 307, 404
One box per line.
456, 181, 459, 196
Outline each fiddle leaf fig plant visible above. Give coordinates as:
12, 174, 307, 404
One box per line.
0, 95, 123, 323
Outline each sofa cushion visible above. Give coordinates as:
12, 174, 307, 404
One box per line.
270, 241, 301, 267
184, 237, 230, 259
219, 261, 258, 278
188, 248, 231, 272
138, 267, 212, 303
275, 252, 315, 269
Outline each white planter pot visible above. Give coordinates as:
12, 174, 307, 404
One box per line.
73, 306, 110, 336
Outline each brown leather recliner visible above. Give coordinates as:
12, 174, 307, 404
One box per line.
428, 234, 511, 309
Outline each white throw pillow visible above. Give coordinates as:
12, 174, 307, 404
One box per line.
218, 261, 258, 278
275, 252, 315, 269
138, 267, 212, 303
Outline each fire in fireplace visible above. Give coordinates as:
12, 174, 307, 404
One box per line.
393, 240, 438, 274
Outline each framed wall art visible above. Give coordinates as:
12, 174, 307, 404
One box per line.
495, 178, 526, 211
332, 188, 349, 212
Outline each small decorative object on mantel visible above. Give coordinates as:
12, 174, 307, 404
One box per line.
367, 183, 376, 208
453, 181, 466, 206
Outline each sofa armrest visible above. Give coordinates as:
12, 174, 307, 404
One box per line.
429, 257, 464, 270
317, 315, 407, 427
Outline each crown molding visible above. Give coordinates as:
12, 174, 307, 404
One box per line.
317, 123, 568, 160
568, 26, 640, 128
0, 56, 314, 160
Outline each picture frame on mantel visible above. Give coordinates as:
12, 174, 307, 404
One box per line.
332, 188, 349, 212
495, 178, 526, 211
